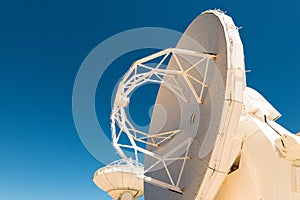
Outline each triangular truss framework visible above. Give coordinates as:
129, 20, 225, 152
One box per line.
111, 48, 216, 193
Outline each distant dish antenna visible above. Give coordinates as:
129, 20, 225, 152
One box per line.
93, 159, 143, 200
93, 9, 300, 200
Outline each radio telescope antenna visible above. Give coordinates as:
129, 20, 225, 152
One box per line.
144, 9, 245, 199
93, 159, 143, 200
93, 9, 300, 200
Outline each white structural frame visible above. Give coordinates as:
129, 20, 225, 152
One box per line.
111, 48, 216, 193
106, 158, 144, 168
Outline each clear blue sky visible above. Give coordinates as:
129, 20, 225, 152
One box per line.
0, 0, 299, 199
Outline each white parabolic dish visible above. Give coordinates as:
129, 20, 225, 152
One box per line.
144, 9, 246, 200
93, 159, 144, 199
109, 9, 246, 199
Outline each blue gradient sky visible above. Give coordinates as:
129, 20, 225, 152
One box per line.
0, 0, 299, 199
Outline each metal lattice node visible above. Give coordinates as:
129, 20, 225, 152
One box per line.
111, 48, 216, 193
